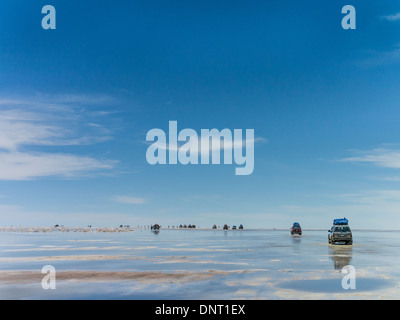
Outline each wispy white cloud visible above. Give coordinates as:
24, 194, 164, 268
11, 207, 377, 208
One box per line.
183, 194, 221, 202
360, 47, 400, 67
381, 12, 400, 22
337, 189, 400, 204
0, 97, 114, 151
381, 176, 400, 182
112, 195, 147, 205
0, 94, 117, 180
340, 147, 400, 169
0, 152, 116, 181
0, 110, 61, 151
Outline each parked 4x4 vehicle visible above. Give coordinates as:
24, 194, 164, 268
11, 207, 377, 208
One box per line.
291, 222, 302, 235
328, 218, 353, 245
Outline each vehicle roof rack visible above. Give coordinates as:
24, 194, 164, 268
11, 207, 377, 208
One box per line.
333, 218, 348, 225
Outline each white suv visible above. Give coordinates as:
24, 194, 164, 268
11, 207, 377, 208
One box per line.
328, 224, 353, 245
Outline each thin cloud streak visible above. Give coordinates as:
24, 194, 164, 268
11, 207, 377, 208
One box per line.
359, 48, 400, 67
0, 152, 117, 180
381, 12, 400, 22
0, 94, 118, 180
340, 147, 400, 169
112, 196, 147, 205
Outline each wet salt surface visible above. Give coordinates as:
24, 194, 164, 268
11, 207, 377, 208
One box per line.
0, 229, 400, 299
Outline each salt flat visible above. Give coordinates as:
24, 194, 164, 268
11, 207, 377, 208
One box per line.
0, 228, 399, 299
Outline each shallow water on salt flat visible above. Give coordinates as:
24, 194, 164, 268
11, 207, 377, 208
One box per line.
1, 229, 399, 299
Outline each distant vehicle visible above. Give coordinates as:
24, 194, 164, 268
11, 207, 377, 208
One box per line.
239, 224, 243, 230
223, 224, 229, 230
328, 218, 352, 245
291, 222, 302, 235
232, 225, 237, 230
212, 224, 217, 229
151, 224, 160, 231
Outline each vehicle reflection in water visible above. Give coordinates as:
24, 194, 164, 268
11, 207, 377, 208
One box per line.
152, 230, 160, 235
291, 234, 302, 255
291, 234, 302, 243
328, 244, 353, 270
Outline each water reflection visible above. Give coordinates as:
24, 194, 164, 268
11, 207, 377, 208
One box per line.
329, 244, 353, 270
291, 235, 302, 244
291, 235, 302, 255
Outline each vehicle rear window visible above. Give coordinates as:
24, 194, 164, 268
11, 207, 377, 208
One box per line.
334, 226, 351, 232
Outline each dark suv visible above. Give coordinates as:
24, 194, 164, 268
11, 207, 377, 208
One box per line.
328, 219, 352, 245
291, 222, 302, 235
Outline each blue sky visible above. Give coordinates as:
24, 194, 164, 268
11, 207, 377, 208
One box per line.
1, 0, 400, 229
